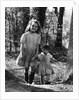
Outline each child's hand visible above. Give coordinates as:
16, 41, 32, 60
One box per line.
32, 55, 38, 61
31, 57, 35, 61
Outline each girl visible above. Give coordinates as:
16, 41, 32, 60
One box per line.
37, 44, 55, 84
16, 19, 41, 84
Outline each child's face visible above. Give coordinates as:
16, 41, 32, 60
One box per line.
43, 49, 48, 55
30, 22, 38, 32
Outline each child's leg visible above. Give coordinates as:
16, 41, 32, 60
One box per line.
24, 60, 30, 83
29, 66, 35, 84
24, 53, 32, 83
25, 67, 29, 83
41, 75, 44, 84
50, 65, 54, 74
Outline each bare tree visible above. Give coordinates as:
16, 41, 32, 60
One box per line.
55, 7, 65, 48
30, 7, 47, 28
53, 7, 58, 17
30, 7, 47, 51
64, 11, 73, 82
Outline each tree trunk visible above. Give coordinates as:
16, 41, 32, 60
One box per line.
22, 7, 30, 33
31, 7, 47, 28
55, 7, 64, 48
53, 7, 58, 17
30, 7, 47, 48
14, 9, 18, 52
64, 11, 73, 82
9, 20, 12, 52
38, 7, 47, 28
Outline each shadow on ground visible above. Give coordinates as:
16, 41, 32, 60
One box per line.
5, 70, 56, 92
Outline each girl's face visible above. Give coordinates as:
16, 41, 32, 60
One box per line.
30, 22, 38, 32
42, 49, 48, 55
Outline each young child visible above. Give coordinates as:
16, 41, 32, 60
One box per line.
16, 19, 41, 84
37, 44, 55, 84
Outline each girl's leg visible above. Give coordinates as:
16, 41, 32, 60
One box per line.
24, 54, 31, 83
24, 59, 30, 83
41, 75, 44, 84
29, 66, 35, 84
25, 67, 29, 83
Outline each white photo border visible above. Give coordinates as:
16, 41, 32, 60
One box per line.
0, 0, 79, 100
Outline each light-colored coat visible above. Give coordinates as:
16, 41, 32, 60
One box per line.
16, 32, 41, 68
38, 52, 54, 76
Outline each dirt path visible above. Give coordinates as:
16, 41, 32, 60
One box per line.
5, 70, 55, 92
5, 70, 73, 92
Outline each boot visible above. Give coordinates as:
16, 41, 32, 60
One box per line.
29, 72, 35, 84
25, 72, 28, 83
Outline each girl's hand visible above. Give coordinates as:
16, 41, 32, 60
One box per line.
32, 55, 38, 61
31, 57, 35, 61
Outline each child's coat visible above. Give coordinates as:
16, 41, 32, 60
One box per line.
38, 52, 54, 76
16, 32, 41, 67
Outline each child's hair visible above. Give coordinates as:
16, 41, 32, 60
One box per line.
42, 44, 50, 51
25, 18, 41, 34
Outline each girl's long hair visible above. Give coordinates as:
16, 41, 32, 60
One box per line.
25, 18, 42, 34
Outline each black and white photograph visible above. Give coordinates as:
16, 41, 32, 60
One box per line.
0, 0, 79, 100
5, 6, 73, 92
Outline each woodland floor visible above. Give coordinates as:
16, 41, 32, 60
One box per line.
5, 52, 73, 92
